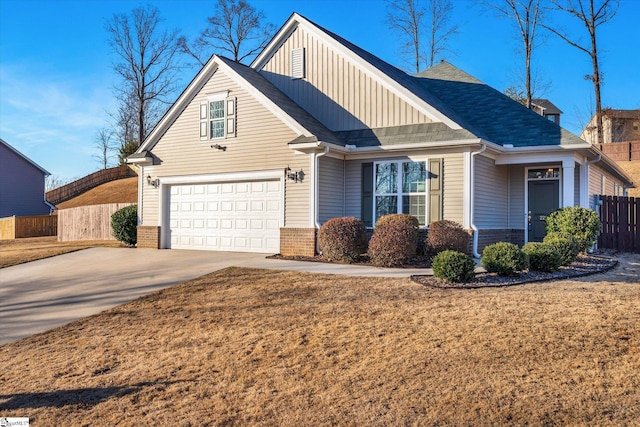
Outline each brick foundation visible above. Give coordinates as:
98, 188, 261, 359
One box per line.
137, 225, 161, 249
280, 228, 316, 256
476, 229, 525, 253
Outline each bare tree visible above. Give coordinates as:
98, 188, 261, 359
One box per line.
93, 128, 117, 170
178, 0, 276, 66
490, 0, 544, 109
386, 0, 458, 73
106, 5, 182, 147
542, 0, 619, 144
426, 0, 458, 68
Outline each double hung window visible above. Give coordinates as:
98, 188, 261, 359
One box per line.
374, 161, 427, 225
200, 93, 236, 140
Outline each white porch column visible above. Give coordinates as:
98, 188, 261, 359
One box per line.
562, 159, 575, 207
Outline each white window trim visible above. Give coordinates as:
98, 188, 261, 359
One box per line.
373, 159, 428, 226
201, 91, 235, 141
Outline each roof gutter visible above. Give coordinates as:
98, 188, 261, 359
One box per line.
470, 143, 487, 258
311, 145, 330, 254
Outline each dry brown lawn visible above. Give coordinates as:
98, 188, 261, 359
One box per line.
0, 237, 122, 268
1, 253, 639, 425
55, 177, 138, 210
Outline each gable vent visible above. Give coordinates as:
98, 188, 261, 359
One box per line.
291, 48, 305, 79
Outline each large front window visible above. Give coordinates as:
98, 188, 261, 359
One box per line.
374, 161, 427, 225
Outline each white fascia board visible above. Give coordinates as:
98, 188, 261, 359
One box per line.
126, 156, 153, 165
252, 14, 462, 130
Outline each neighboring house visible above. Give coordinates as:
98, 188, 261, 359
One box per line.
128, 13, 633, 256
530, 99, 562, 125
0, 138, 53, 217
581, 109, 640, 144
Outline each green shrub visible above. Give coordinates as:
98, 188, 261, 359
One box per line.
543, 232, 580, 266
481, 242, 529, 276
426, 220, 470, 256
545, 206, 601, 253
111, 204, 138, 246
318, 217, 368, 263
432, 250, 476, 283
522, 242, 562, 272
368, 214, 419, 267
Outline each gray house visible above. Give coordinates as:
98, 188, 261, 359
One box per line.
0, 138, 52, 217
128, 13, 633, 257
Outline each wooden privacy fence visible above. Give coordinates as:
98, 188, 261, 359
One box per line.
0, 215, 58, 239
598, 195, 640, 253
57, 203, 133, 241
46, 165, 137, 206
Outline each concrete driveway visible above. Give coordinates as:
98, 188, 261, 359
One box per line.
0, 247, 431, 345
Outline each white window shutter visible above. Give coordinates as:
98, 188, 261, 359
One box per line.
291, 48, 305, 79
199, 101, 208, 140
226, 97, 236, 137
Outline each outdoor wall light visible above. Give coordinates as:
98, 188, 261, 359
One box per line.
146, 175, 159, 188
285, 166, 304, 183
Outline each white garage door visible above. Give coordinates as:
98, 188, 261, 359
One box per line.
167, 180, 282, 253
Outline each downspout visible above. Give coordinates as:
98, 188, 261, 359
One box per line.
470, 143, 487, 258
314, 145, 329, 253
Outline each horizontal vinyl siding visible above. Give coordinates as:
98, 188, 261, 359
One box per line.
508, 165, 525, 230
474, 155, 509, 228
260, 26, 433, 131
574, 164, 581, 207
344, 153, 464, 225
143, 69, 310, 227
318, 156, 345, 224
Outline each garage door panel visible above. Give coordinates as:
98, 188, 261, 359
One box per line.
168, 179, 281, 253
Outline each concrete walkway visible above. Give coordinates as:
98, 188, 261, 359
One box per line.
0, 247, 432, 344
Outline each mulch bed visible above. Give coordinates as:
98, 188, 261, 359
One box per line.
411, 254, 618, 289
269, 252, 618, 289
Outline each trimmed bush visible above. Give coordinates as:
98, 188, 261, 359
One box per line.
368, 214, 419, 267
111, 204, 138, 246
545, 206, 601, 253
522, 242, 562, 272
481, 242, 529, 276
543, 232, 580, 266
432, 250, 476, 283
426, 220, 470, 256
318, 217, 368, 263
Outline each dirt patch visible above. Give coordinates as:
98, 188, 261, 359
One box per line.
55, 177, 137, 210
0, 237, 123, 268
1, 255, 639, 425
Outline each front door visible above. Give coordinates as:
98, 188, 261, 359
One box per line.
528, 180, 559, 242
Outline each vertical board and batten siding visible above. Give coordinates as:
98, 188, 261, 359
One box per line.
143, 69, 310, 228
343, 153, 464, 225
474, 155, 509, 228
58, 203, 133, 241
508, 165, 526, 229
259, 26, 433, 131
318, 156, 345, 224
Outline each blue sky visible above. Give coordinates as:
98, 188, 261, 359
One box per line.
1, 0, 639, 181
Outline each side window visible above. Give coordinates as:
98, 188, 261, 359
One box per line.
200, 94, 236, 140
